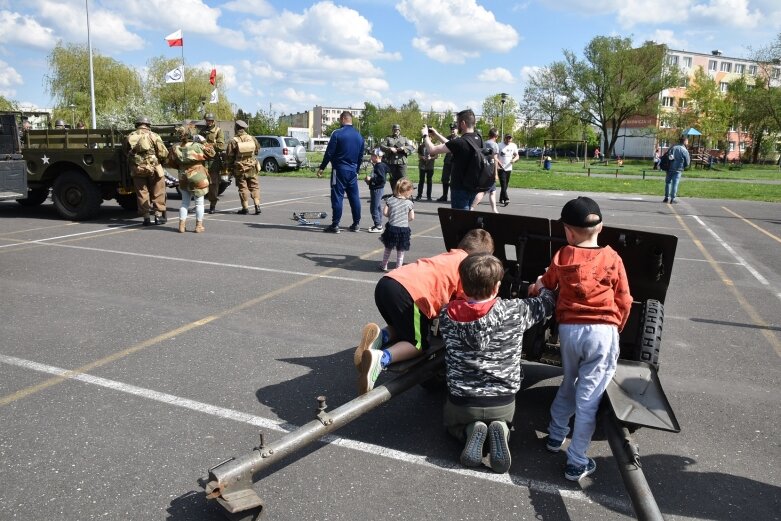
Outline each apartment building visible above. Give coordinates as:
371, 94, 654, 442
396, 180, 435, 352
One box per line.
278, 106, 365, 139
619, 48, 780, 160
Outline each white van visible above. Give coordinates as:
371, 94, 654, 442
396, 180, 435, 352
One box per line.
309, 137, 329, 152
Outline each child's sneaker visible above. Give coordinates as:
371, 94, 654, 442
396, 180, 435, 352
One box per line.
354, 323, 382, 368
368, 226, 383, 233
488, 421, 511, 473
357, 349, 383, 394
564, 458, 597, 481
545, 436, 564, 453
460, 421, 488, 467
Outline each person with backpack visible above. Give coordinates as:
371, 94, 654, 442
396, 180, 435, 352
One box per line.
420, 109, 488, 210
122, 116, 169, 226
225, 120, 261, 215
662, 136, 691, 204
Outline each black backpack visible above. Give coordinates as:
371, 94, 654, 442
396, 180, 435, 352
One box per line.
659, 147, 674, 171
463, 136, 496, 192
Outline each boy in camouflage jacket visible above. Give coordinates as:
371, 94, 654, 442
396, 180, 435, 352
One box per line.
439, 253, 555, 474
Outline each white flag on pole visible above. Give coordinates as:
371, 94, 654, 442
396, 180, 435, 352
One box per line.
209, 88, 218, 104
165, 65, 184, 83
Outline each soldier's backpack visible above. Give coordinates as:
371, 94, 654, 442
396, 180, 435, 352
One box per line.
659, 147, 674, 171
130, 131, 154, 154
463, 136, 496, 192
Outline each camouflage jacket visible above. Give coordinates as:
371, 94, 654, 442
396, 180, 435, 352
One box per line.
200, 124, 225, 153
439, 289, 555, 405
225, 130, 260, 174
380, 135, 415, 165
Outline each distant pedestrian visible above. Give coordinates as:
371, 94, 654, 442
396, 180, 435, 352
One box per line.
380, 124, 415, 192
378, 178, 415, 271
317, 111, 364, 233
652, 148, 660, 170
200, 113, 226, 214
593, 148, 601, 162
471, 127, 499, 213
225, 120, 261, 215
497, 133, 519, 207
122, 116, 169, 226
543, 156, 552, 171
415, 135, 437, 201
663, 136, 691, 204
364, 148, 389, 233
436, 123, 458, 202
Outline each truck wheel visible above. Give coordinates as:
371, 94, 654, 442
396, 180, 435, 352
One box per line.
262, 159, 279, 173
634, 299, 663, 369
52, 171, 102, 220
16, 188, 49, 207
115, 193, 138, 211
218, 180, 231, 195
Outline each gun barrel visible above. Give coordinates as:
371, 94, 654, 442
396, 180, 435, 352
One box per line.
204, 352, 445, 517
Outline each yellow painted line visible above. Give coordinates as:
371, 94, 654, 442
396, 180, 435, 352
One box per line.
0, 223, 442, 406
722, 206, 781, 245
672, 208, 781, 357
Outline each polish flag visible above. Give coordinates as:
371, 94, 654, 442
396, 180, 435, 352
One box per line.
165, 30, 183, 47
209, 68, 216, 85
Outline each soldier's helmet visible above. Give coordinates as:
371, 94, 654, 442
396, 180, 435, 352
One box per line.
449, 122, 458, 130
135, 116, 151, 127
175, 126, 190, 141
54, 119, 66, 128
235, 120, 248, 129
392, 124, 400, 131
204, 113, 215, 121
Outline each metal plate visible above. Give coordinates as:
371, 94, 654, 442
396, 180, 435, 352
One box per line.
606, 360, 681, 432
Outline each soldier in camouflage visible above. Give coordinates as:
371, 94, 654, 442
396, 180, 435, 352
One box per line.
439, 253, 555, 473
122, 116, 169, 226
225, 120, 261, 215
200, 113, 226, 214
169, 127, 215, 233
379, 124, 415, 192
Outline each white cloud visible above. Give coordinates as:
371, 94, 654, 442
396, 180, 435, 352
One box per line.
0, 10, 57, 50
647, 29, 689, 50
222, 0, 274, 17
518, 65, 541, 84
281, 87, 318, 103
477, 67, 515, 83
690, 0, 761, 28
0, 59, 23, 97
358, 77, 390, 92
30, 0, 144, 52
397, 0, 519, 64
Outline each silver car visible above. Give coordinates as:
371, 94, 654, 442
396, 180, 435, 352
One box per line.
255, 135, 307, 172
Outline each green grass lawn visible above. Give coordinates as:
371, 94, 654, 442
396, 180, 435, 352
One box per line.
277, 152, 781, 202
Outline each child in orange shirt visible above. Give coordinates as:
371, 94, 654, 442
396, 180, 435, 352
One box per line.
529, 196, 632, 481
355, 229, 495, 394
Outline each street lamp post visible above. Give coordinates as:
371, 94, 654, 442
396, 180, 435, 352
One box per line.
68, 104, 76, 128
499, 93, 508, 138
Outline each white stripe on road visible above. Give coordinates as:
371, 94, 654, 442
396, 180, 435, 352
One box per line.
0, 353, 631, 514
690, 215, 780, 302
0, 222, 139, 248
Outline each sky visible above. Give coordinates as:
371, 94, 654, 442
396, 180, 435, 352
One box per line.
1, 0, 780, 119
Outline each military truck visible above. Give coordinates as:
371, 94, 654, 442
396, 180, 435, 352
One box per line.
0, 113, 233, 220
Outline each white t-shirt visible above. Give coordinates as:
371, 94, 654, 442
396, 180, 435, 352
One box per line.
498, 142, 519, 171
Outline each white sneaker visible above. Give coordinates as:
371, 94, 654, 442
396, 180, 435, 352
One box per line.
368, 226, 383, 233
357, 349, 383, 395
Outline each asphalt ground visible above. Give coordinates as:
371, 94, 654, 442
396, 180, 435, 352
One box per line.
0, 177, 779, 521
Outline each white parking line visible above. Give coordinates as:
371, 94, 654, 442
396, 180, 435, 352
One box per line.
0, 352, 631, 514
0, 222, 139, 249
691, 214, 780, 302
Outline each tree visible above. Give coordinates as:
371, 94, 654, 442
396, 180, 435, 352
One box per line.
564, 37, 679, 157
45, 43, 142, 127
522, 64, 579, 151
0, 95, 16, 111
481, 93, 518, 138
145, 56, 232, 122
683, 67, 730, 149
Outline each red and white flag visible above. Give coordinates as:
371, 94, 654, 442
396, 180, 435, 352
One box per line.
209, 68, 216, 85
165, 30, 183, 47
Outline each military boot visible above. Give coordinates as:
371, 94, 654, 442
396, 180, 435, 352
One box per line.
208, 202, 216, 214
237, 207, 249, 215
254, 204, 261, 215
155, 212, 167, 225
178, 219, 186, 233
142, 216, 152, 226
195, 220, 205, 233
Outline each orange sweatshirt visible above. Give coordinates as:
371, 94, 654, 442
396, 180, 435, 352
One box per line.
540, 244, 632, 331
386, 249, 468, 319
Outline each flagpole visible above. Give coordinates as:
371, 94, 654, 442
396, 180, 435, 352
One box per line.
86, 0, 97, 127
181, 38, 186, 118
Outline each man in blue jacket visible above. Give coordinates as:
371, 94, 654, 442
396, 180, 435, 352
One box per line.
317, 111, 365, 233
663, 136, 691, 204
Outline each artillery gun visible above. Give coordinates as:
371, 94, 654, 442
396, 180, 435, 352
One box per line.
203, 208, 680, 521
